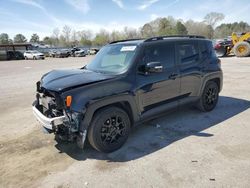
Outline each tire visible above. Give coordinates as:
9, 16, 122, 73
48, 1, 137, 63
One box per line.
88, 107, 131, 153
33, 56, 37, 60
233, 41, 250, 57
197, 81, 219, 112
24, 56, 28, 60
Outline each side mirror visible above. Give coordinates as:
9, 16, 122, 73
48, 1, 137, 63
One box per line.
145, 62, 163, 73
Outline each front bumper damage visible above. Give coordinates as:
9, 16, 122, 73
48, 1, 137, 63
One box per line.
32, 100, 87, 148
32, 103, 65, 132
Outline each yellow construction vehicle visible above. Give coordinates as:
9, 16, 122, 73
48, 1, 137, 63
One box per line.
214, 32, 250, 57
232, 32, 250, 57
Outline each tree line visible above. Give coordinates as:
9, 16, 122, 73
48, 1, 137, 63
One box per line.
0, 12, 250, 47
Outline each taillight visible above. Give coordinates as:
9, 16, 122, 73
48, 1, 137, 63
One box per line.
214, 43, 221, 49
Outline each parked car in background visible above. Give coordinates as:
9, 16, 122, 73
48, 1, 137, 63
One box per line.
55, 49, 70, 58
214, 38, 233, 57
49, 50, 57, 58
70, 47, 81, 57
88, 48, 99, 55
6, 51, 25, 60
24, 50, 45, 60
74, 49, 87, 57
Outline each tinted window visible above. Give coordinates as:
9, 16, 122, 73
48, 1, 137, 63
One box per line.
200, 41, 209, 60
207, 41, 217, 58
178, 43, 199, 64
142, 42, 175, 68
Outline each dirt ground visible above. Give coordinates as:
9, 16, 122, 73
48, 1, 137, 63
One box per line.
0, 56, 250, 188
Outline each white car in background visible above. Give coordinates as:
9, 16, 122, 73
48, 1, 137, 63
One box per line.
74, 49, 87, 57
23, 50, 45, 60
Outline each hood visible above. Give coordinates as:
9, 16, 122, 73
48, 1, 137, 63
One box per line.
41, 69, 115, 92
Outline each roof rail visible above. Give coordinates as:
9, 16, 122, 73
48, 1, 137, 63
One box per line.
144, 35, 206, 42
109, 38, 143, 44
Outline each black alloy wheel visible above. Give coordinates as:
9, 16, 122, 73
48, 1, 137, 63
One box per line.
88, 107, 130, 153
197, 81, 219, 112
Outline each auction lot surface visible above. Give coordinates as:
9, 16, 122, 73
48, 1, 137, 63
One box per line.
0, 56, 250, 188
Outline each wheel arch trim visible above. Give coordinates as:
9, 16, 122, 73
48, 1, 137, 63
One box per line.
79, 93, 139, 132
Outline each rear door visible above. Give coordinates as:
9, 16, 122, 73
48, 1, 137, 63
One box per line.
176, 41, 203, 98
136, 41, 180, 112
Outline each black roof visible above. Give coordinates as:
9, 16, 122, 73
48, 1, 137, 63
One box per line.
110, 35, 206, 45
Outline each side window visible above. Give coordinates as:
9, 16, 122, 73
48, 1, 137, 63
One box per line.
178, 43, 199, 64
200, 41, 209, 60
207, 41, 217, 58
142, 43, 175, 68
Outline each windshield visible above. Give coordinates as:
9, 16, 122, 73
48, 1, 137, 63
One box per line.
31, 50, 39, 53
86, 44, 137, 74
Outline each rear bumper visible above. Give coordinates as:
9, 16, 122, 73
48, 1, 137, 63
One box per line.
32, 104, 65, 131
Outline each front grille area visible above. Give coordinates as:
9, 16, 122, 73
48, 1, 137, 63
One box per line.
36, 84, 64, 118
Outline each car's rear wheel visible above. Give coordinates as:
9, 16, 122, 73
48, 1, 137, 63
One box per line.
25, 56, 28, 60
88, 107, 130, 153
197, 81, 219, 112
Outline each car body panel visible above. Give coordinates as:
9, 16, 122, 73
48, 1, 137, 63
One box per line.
40, 69, 116, 92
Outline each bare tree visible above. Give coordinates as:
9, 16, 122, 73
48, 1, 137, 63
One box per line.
51, 28, 60, 47
141, 23, 154, 38
124, 27, 139, 39
204, 12, 225, 28
62, 25, 71, 46
52, 28, 60, 39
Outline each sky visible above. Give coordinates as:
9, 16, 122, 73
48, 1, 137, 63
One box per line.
0, 0, 250, 40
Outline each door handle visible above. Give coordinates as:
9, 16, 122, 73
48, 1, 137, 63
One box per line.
169, 73, 178, 80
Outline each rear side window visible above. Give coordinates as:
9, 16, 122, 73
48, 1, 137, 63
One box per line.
142, 42, 175, 68
207, 41, 217, 58
200, 41, 209, 60
200, 41, 217, 59
177, 43, 199, 64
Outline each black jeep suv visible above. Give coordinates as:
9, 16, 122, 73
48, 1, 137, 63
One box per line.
32, 35, 223, 153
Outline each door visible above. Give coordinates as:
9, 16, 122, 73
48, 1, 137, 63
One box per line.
176, 41, 203, 98
136, 41, 180, 112
27, 52, 32, 59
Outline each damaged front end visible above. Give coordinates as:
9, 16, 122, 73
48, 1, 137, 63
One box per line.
32, 81, 86, 148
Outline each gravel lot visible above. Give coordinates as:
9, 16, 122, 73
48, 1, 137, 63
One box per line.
0, 56, 249, 188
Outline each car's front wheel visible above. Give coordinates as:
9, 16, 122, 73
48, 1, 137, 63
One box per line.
88, 106, 130, 153
197, 81, 219, 112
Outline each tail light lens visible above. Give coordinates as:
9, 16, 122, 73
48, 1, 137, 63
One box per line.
214, 43, 221, 49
